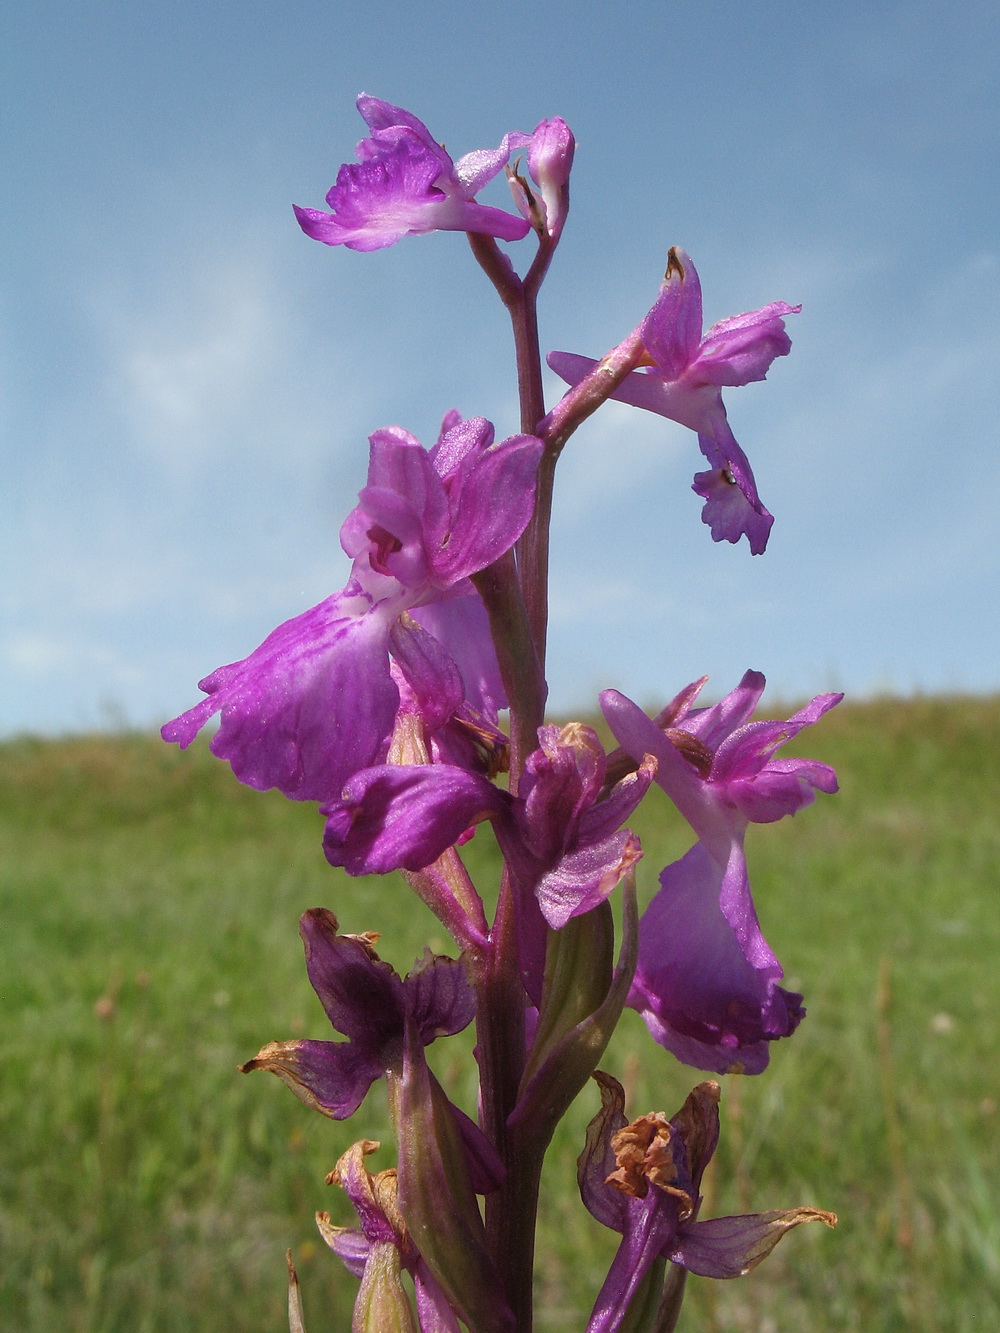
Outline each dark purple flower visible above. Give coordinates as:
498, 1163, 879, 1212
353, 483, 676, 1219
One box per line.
601, 672, 841, 1074
579, 1073, 836, 1332
240, 908, 475, 1119
162, 414, 542, 803
548, 247, 799, 554
294, 95, 531, 251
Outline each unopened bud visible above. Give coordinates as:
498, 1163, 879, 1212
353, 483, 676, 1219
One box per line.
527, 117, 575, 238
528, 117, 575, 194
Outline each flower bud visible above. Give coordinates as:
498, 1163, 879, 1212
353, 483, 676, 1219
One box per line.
528, 117, 575, 192
527, 117, 575, 238
352, 1242, 419, 1333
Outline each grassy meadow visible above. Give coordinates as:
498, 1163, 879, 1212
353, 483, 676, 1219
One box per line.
1, 696, 998, 1331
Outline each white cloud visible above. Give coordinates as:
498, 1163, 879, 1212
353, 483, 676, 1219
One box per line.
119, 275, 275, 469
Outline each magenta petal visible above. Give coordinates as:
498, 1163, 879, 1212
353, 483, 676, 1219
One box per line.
693, 463, 774, 555
389, 618, 464, 730
335, 1138, 402, 1244
576, 757, 657, 845
356, 95, 449, 164
719, 751, 839, 823
681, 669, 765, 750
429, 414, 495, 476
577, 1074, 629, 1234
161, 591, 399, 803
455, 134, 526, 195
411, 593, 506, 718
299, 908, 405, 1045
671, 1209, 835, 1279
366, 425, 450, 541
630, 844, 800, 1075
353, 484, 431, 585
711, 692, 843, 785
323, 1227, 370, 1278
519, 723, 606, 861
535, 830, 642, 928
403, 952, 476, 1045
430, 433, 543, 585
322, 764, 506, 875
639, 249, 704, 379
270, 1038, 385, 1120
600, 689, 717, 844
693, 416, 773, 554
696, 302, 799, 387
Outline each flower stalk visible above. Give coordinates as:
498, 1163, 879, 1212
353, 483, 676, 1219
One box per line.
164, 93, 841, 1332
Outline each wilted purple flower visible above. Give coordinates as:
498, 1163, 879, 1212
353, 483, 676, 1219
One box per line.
240, 908, 475, 1120
548, 247, 799, 553
294, 95, 532, 251
601, 672, 841, 1074
579, 1072, 836, 1333
162, 414, 542, 803
316, 1138, 461, 1332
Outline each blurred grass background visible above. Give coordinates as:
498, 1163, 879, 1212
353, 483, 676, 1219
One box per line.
1, 696, 998, 1331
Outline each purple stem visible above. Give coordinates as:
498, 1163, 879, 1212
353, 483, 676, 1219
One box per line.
466, 230, 552, 1331
465, 228, 649, 1332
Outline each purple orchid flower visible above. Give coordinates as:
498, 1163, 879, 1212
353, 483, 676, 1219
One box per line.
294, 95, 532, 251
548, 247, 799, 554
240, 907, 476, 1120
579, 1072, 836, 1333
322, 724, 655, 925
321, 724, 655, 1006
316, 1138, 462, 1332
601, 671, 841, 1075
162, 414, 542, 803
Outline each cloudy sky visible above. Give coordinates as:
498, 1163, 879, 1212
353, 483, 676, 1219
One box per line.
4, 0, 998, 734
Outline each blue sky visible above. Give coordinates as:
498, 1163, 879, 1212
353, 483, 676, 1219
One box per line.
4, 0, 998, 734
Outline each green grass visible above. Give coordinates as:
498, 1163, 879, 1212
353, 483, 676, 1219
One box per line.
1, 697, 998, 1331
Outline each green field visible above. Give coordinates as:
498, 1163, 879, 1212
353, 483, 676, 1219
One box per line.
2, 697, 998, 1332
